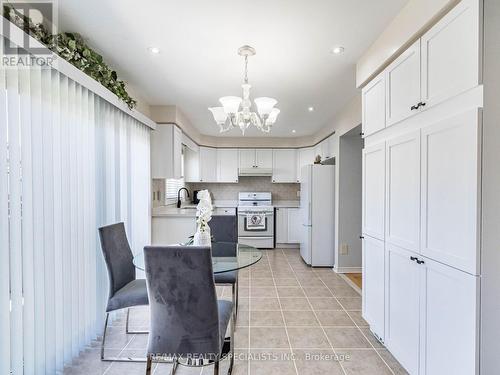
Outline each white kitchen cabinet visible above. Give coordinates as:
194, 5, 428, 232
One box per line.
362, 143, 385, 240
239, 149, 273, 170
420, 256, 479, 375
321, 139, 332, 159
275, 207, 288, 243
199, 147, 217, 182
297, 148, 314, 182
420, 110, 480, 274
385, 131, 420, 252
272, 149, 297, 183
362, 236, 385, 342
239, 149, 256, 169
313, 144, 323, 161
217, 149, 239, 183
151, 124, 183, 179
287, 208, 301, 243
362, 72, 386, 137
184, 147, 199, 182
385, 244, 421, 375
256, 149, 273, 169
421, 0, 480, 110
386, 40, 422, 126
152, 216, 196, 245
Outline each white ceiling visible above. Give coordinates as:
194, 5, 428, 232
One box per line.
58, 0, 408, 137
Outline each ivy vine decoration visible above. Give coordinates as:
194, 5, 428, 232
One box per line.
3, 5, 137, 109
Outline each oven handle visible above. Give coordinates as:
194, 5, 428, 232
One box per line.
238, 212, 274, 217
238, 236, 274, 240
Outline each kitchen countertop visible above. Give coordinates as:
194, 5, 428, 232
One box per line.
273, 200, 300, 208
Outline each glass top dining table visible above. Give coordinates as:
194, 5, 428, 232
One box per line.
132, 242, 263, 274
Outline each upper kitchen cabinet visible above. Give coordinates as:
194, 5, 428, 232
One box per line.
217, 149, 239, 183
362, 72, 386, 137
272, 149, 297, 183
297, 148, 314, 182
239, 149, 273, 173
421, 0, 481, 109
256, 149, 273, 169
151, 124, 182, 179
184, 146, 200, 182
199, 147, 217, 182
385, 40, 422, 126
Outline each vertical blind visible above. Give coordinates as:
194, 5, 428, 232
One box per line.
0, 46, 151, 374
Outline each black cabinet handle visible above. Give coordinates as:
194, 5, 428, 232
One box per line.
359, 235, 365, 239
418, 102, 426, 108
410, 256, 418, 262
416, 259, 425, 265
411, 104, 419, 111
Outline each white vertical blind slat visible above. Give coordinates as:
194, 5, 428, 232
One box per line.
30, 60, 46, 375
19, 57, 36, 375
51, 69, 65, 372
0, 56, 12, 375
6, 51, 24, 375
41, 66, 56, 374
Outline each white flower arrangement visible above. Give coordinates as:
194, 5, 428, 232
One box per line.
195, 189, 213, 232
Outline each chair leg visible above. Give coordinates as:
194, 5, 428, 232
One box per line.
145, 355, 153, 375
101, 311, 147, 362
214, 359, 219, 375
126, 307, 149, 334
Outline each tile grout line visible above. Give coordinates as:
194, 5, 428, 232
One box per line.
265, 250, 300, 375
314, 268, 396, 375
279, 249, 348, 375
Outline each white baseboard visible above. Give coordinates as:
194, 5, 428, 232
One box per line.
333, 266, 362, 274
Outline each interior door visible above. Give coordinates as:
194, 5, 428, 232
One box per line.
386, 40, 421, 126
386, 131, 420, 252
362, 71, 386, 137
385, 244, 420, 375
420, 109, 480, 275
421, 0, 480, 109
362, 236, 385, 342
420, 257, 479, 375
362, 143, 385, 240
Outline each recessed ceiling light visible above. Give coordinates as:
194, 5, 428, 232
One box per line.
292, 130, 296, 133
308, 106, 314, 112
332, 46, 345, 54
148, 47, 161, 54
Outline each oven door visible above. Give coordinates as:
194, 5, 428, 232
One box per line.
238, 211, 274, 237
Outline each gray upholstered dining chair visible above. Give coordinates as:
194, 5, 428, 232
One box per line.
143, 245, 234, 375
98, 222, 149, 362
210, 215, 239, 320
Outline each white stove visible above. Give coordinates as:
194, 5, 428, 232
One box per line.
237, 192, 275, 249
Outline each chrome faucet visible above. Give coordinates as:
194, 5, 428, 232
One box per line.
177, 187, 190, 208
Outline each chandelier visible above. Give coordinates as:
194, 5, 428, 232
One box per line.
208, 45, 280, 135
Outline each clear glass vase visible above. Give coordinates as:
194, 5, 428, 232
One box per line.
193, 226, 211, 247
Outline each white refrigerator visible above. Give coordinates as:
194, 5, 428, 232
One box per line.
300, 164, 335, 266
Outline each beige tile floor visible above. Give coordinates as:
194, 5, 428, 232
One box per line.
63, 249, 408, 375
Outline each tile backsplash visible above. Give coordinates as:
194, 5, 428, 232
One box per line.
187, 177, 300, 201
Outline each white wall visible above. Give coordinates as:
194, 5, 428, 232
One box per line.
481, 0, 500, 372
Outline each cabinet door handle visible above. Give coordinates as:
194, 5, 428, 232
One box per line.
359, 235, 365, 239
418, 102, 426, 108
410, 104, 419, 111
410, 256, 418, 262
416, 259, 425, 265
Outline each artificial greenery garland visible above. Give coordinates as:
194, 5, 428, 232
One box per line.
3, 5, 137, 109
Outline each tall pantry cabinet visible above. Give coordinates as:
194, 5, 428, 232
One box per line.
361, 0, 483, 374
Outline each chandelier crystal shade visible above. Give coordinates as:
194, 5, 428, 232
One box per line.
208, 45, 280, 135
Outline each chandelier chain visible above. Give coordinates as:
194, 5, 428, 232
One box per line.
244, 55, 249, 84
